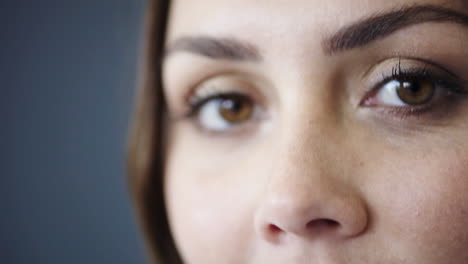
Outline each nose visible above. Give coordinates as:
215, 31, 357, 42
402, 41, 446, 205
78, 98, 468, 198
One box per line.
254, 147, 369, 244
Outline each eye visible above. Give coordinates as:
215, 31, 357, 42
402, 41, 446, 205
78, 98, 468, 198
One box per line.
374, 78, 435, 106
361, 62, 467, 115
193, 93, 255, 132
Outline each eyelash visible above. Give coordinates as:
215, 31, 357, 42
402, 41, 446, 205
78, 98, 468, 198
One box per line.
361, 62, 468, 119
186, 91, 250, 118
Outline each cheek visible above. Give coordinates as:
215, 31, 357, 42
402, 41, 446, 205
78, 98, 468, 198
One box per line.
164, 141, 260, 263
369, 147, 468, 259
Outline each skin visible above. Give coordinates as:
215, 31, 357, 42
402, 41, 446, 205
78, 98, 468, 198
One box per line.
161, 0, 468, 263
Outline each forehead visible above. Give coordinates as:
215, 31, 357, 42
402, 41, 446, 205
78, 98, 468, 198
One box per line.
165, 0, 462, 44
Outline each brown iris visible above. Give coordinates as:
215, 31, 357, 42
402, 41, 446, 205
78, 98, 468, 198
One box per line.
396, 79, 435, 105
218, 95, 253, 123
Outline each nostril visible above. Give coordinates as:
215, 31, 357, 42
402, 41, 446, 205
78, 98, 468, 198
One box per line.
268, 224, 283, 234
306, 219, 340, 230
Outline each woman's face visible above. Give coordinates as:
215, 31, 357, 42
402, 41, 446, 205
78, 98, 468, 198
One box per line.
161, 0, 468, 263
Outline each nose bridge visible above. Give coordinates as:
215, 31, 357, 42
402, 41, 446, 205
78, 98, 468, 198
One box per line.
268, 132, 330, 198
264, 127, 344, 215
272, 110, 340, 190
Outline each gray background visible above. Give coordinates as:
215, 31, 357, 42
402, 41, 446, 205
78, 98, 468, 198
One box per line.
1, 1, 149, 263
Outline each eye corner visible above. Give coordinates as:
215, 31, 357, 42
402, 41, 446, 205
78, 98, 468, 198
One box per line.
358, 85, 380, 107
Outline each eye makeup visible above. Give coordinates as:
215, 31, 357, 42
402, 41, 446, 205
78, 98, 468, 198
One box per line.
360, 57, 468, 121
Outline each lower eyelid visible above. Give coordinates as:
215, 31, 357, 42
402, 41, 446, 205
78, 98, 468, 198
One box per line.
366, 90, 468, 126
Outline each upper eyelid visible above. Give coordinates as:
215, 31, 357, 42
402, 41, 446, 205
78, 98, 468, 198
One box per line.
162, 54, 256, 107
182, 70, 271, 106
188, 92, 251, 113
361, 58, 468, 98
376, 67, 463, 92
361, 56, 460, 81
382, 66, 464, 89
360, 65, 468, 106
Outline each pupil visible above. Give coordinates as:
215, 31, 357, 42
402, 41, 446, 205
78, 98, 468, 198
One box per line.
396, 78, 434, 105
222, 98, 242, 112
402, 81, 421, 94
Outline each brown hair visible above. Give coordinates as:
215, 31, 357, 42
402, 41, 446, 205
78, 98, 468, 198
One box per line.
127, 0, 182, 263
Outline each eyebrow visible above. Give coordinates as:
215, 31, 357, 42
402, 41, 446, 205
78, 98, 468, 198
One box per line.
324, 4, 468, 55
164, 4, 468, 61
164, 36, 262, 62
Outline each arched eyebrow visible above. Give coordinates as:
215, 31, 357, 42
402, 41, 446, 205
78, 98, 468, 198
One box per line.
164, 4, 468, 61
324, 4, 468, 55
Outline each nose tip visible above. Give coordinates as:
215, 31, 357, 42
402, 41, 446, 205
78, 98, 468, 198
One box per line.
255, 195, 369, 243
